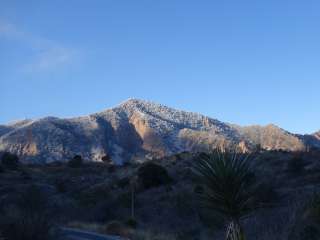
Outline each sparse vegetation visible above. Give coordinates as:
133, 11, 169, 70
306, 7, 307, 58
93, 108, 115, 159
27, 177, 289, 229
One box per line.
125, 217, 138, 228
300, 225, 320, 240
1, 152, 19, 170
0, 150, 319, 239
104, 220, 130, 237
287, 155, 305, 174
303, 192, 320, 224
0, 185, 56, 240
131, 230, 177, 240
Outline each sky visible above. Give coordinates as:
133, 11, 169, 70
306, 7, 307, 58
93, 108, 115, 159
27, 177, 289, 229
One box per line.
0, 0, 319, 134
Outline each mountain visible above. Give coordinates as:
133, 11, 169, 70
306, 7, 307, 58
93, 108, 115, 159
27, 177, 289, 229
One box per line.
314, 131, 320, 140
0, 99, 318, 164
299, 130, 320, 150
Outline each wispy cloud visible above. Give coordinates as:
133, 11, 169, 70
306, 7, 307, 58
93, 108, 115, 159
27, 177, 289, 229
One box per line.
23, 46, 77, 72
0, 20, 78, 73
0, 21, 21, 37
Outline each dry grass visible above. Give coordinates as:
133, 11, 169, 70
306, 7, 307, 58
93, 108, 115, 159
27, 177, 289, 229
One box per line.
67, 221, 131, 237
67, 221, 105, 233
130, 230, 177, 240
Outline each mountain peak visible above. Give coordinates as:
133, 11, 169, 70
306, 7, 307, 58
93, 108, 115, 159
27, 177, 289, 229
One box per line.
119, 98, 145, 105
118, 98, 160, 108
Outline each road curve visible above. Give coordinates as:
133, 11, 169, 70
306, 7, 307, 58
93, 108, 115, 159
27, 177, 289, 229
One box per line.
61, 227, 125, 240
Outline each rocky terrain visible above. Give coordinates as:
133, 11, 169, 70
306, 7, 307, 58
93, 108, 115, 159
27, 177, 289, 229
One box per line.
0, 99, 319, 164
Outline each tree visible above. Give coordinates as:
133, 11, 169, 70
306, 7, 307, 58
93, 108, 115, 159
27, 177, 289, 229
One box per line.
137, 162, 172, 190
255, 144, 262, 153
1, 152, 19, 170
193, 150, 259, 240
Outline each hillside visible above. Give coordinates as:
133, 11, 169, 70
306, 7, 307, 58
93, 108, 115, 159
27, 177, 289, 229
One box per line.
0, 99, 318, 163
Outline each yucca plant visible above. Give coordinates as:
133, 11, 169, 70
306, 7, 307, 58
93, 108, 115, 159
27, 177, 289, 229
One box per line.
193, 150, 259, 240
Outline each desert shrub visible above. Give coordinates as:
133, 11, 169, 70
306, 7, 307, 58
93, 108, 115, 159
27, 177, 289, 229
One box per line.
173, 190, 196, 218
1, 152, 19, 170
54, 179, 69, 193
0, 185, 56, 240
255, 182, 279, 206
104, 220, 130, 237
20, 169, 32, 180
300, 225, 320, 240
68, 155, 83, 168
287, 156, 305, 174
108, 165, 116, 173
176, 229, 201, 240
102, 154, 112, 164
116, 192, 132, 208
131, 230, 176, 240
303, 193, 320, 223
137, 162, 172, 189
66, 221, 104, 233
76, 184, 110, 207
193, 185, 204, 194
125, 217, 137, 228
117, 177, 130, 189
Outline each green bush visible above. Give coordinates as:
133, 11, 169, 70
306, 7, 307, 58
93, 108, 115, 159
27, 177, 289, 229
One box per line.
1, 152, 19, 170
68, 155, 83, 168
137, 162, 172, 189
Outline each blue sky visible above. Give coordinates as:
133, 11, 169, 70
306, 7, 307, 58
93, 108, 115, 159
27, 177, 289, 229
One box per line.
0, 0, 319, 134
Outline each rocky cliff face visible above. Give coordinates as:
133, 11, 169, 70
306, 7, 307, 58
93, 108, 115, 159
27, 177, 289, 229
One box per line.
0, 99, 318, 164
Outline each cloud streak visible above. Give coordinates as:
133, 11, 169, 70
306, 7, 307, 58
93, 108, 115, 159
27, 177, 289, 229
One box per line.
0, 20, 77, 73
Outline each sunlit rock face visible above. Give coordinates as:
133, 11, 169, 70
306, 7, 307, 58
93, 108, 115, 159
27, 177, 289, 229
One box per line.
314, 131, 320, 140
233, 124, 306, 152
0, 99, 318, 164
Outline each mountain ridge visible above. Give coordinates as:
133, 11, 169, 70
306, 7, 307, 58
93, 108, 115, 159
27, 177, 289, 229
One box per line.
0, 99, 319, 164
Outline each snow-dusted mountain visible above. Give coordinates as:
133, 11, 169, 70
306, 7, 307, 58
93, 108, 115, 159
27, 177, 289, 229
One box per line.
0, 99, 318, 164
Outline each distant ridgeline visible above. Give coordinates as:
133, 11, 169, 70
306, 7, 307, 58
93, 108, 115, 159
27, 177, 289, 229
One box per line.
0, 99, 319, 164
